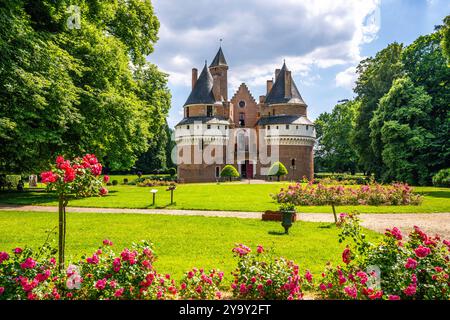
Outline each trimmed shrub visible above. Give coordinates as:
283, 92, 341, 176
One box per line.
432, 168, 450, 187
168, 168, 177, 177
268, 162, 288, 181
112, 180, 119, 186
220, 165, 240, 181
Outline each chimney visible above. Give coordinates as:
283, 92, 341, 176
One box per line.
259, 95, 266, 104
275, 69, 281, 79
284, 71, 292, 98
192, 68, 198, 89
266, 80, 273, 94
213, 76, 221, 101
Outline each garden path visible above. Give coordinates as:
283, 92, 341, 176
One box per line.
1, 205, 449, 238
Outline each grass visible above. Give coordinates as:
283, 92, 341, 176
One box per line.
0, 211, 382, 280
1, 182, 449, 213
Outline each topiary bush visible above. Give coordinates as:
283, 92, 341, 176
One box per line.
220, 165, 240, 181
432, 168, 450, 187
268, 162, 288, 181
168, 168, 177, 177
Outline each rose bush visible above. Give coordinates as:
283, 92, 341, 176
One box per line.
273, 182, 422, 223
230, 244, 312, 300
0, 240, 177, 300
178, 268, 224, 300
40, 154, 108, 270
318, 212, 450, 300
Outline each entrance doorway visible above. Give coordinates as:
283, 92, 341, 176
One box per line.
240, 161, 254, 179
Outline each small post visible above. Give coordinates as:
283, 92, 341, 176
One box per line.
331, 203, 337, 224
166, 185, 176, 205
150, 189, 158, 206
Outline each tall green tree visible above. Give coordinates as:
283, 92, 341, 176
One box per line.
402, 31, 450, 174
352, 43, 404, 176
0, 0, 168, 173
370, 77, 433, 185
315, 100, 359, 174
441, 15, 450, 63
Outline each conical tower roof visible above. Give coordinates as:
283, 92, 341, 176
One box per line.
265, 62, 306, 105
184, 63, 216, 106
209, 47, 228, 67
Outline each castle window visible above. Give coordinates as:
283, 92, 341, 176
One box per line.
273, 109, 276, 115
306, 125, 309, 131
291, 159, 296, 167
239, 100, 246, 108
239, 113, 245, 127
286, 125, 290, 130
225, 126, 228, 129
207, 124, 211, 129
207, 105, 213, 117
268, 112, 271, 116
267, 125, 271, 130
296, 126, 299, 130
276, 126, 279, 130
187, 125, 190, 130
215, 166, 220, 178
217, 126, 220, 129
186, 107, 189, 118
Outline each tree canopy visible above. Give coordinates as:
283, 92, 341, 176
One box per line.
316, 16, 449, 185
0, 0, 170, 173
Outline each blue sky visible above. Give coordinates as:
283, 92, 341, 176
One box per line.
148, 0, 449, 128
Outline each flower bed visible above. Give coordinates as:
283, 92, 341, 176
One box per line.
273, 182, 423, 207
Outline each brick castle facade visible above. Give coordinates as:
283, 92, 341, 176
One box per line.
174, 48, 316, 182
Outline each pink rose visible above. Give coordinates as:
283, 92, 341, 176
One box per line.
388, 295, 401, 300
103, 175, 110, 183
405, 258, 418, 269
13, 248, 23, 254
20, 257, 37, 269
414, 245, 431, 258
95, 279, 107, 290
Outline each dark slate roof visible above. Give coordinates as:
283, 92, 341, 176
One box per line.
256, 115, 313, 126
209, 47, 228, 67
264, 63, 306, 105
184, 63, 216, 106
175, 116, 230, 127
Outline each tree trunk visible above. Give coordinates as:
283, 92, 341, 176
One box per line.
331, 203, 337, 224
58, 195, 68, 272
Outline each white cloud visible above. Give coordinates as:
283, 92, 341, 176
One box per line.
335, 66, 357, 90
151, 0, 380, 88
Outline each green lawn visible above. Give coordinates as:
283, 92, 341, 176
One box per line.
0, 211, 381, 280
1, 182, 449, 213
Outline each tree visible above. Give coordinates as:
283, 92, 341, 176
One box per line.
268, 162, 288, 181
40, 154, 108, 270
314, 100, 359, 174
441, 15, 450, 64
0, 0, 168, 173
220, 165, 240, 181
369, 77, 433, 185
402, 31, 450, 175
352, 43, 404, 177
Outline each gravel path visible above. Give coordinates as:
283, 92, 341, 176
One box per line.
1, 204, 449, 238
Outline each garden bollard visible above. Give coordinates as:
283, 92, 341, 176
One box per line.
150, 189, 158, 206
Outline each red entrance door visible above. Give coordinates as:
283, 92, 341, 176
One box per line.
246, 161, 253, 179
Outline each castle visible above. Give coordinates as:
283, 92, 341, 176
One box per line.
174, 47, 316, 182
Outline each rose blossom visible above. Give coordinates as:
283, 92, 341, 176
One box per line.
342, 247, 351, 264
95, 279, 107, 290
20, 257, 37, 269
414, 245, 431, 258
405, 258, 418, 269
103, 175, 110, 183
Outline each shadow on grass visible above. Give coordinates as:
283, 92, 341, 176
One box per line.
268, 230, 288, 236
318, 224, 334, 229
418, 190, 450, 199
